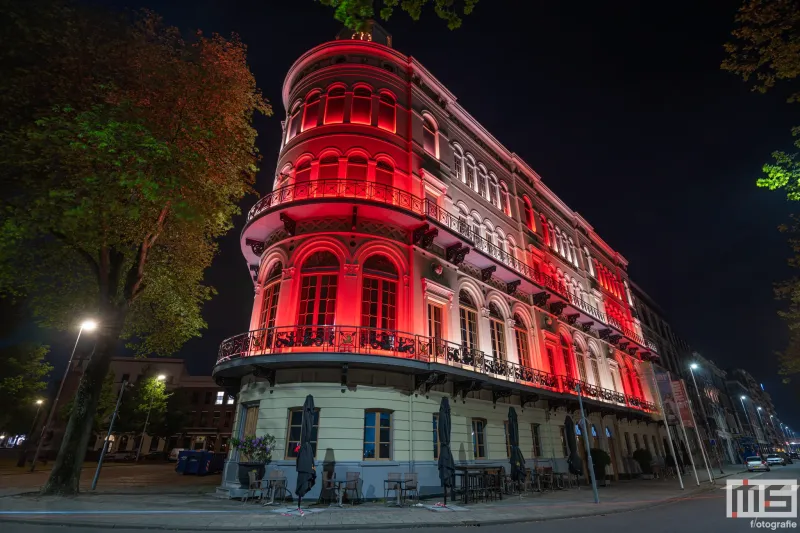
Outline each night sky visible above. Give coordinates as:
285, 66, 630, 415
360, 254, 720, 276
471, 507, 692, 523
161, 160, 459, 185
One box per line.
20, 1, 800, 426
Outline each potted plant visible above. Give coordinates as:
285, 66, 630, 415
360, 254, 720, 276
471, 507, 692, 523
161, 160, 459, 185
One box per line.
633, 448, 654, 479
590, 448, 611, 487
230, 434, 276, 487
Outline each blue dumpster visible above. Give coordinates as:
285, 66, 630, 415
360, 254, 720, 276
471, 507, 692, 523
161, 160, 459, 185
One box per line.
175, 450, 195, 474
184, 452, 201, 475
193, 451, 224, 475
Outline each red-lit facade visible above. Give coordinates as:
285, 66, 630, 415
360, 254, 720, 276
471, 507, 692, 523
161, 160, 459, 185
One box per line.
214, 24, 666, 498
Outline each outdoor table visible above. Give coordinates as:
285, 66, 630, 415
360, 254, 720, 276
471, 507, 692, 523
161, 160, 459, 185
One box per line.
261, 477, 287, 506
330, 479, 347, 507
454, 466, 502, 504
385, 478, 406, 506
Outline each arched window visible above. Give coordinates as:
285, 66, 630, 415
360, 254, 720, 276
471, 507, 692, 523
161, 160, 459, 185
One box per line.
589, 346, 602, 388
375, 160, 394, 188
623, 280, 634, 306
465, 155, 476, 190
377, 92, 396, 132
318, 154, 339, 181
574, 340, 587, 383
513, 314, 531, 367
477, 164, 488, 200
523, 196, 535, 231
453, 145, 465, 182
286, 101, 302, 143
568, 237, 578, 267
297, 251, 339, 331
500, 182, 511, 216
324, 86, 346, 124
584, 246, 595, 277
489, 173, 500, 208
347, 155, 369, 181
294, 159, 312, 183
351, 87, 372, 125
609, 363, 621, 393
361, 254, 398, 333
459, 290, 479, 351
548, 222, 557, 252
634, 370, 644, 399
540, 215, 550, 245
302, 91, 321, 132
488, 303, 506, 361
258, 262, 282, 334
560, 334, 574, 378
422, 113, 438, 157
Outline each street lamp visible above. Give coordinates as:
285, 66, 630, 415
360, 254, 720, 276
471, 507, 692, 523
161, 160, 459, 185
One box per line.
92, 379, 132, 490
28, 399, 44, 438
739, 396, 761, 456
135, 374, 167, 462
754, 407, 770, 452
31, 318, 98, 471
687, 362, 724, 474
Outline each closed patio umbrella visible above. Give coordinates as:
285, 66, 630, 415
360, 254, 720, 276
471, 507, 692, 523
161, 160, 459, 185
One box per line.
437, 397, 455, 506
295, 395, 317, 509
564, 415, 583, 476
507, 407, 526, 484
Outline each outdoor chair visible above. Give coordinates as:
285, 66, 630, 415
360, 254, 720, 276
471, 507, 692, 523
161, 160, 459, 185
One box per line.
345, 471, 361, 505
384, 472, 402, 504
403, 472, 419, 504
242, 470, 265, 505
537, 466, 554, 491
318, 470, 339, 505
263, 469, 288, 505
484, 468, 503, 501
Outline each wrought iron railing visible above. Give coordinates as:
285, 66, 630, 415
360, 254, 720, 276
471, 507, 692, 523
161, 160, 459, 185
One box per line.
566, 292, 606, 323
247, 179, 425, 222
217, 325, 656, 412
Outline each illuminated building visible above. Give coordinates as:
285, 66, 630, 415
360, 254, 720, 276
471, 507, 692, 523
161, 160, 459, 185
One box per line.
214, 23, 667, 498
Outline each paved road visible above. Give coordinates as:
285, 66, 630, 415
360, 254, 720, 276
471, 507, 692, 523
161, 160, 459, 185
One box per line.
2, 465, 797, 533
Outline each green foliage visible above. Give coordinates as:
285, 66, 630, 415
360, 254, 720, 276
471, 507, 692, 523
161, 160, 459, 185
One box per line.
60, 371, 117, 436
115, 375, 170, 434
632, 448, 653, 474
0, 343, 53, 433
316, 0, 479, 30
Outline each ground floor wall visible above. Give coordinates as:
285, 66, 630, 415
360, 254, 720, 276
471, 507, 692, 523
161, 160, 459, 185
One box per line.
218, 371, 668, 499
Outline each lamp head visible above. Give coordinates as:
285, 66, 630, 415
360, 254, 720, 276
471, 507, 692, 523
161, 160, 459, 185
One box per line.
81, 320, 98, 331
758, 406, 762, 410
35, 399, 43, 405
741, 396, 746, 400
156, 374, 166, 381
690, 363, 698, 370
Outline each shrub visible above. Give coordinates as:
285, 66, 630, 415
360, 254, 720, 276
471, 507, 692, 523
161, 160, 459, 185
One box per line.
632, 448, 653, 474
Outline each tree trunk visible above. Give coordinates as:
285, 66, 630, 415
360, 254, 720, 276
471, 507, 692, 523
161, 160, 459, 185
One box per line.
40, 307, 125, 495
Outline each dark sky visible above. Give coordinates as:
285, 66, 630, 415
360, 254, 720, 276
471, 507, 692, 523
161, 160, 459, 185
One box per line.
22, 1, 800, 427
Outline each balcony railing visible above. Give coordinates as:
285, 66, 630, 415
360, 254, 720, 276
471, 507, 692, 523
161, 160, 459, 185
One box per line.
217, 325, 656, 413
247, 179, 425, 222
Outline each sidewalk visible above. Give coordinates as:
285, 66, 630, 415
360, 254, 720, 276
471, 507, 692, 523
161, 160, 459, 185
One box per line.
0, 466, 745, 530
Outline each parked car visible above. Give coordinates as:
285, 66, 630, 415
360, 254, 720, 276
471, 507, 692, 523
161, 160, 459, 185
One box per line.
104, 451, 135, 462
766, 454, 786, 467
168, 448, 185, 462
779, 452, 794, 464
746, 456, 771, 472
790, 452, 799, 460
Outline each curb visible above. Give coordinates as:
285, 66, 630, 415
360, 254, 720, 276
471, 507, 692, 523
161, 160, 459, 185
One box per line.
0, 483, 722, 531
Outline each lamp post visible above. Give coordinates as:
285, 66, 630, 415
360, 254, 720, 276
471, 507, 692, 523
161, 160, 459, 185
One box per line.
755, 407, 770, 452
92, 380, 130, 490
135, 374, 166, 462
740, 396, 760, 456
27, 399, 44, 439
688, 363, 724, 474
31, 319, 97, 472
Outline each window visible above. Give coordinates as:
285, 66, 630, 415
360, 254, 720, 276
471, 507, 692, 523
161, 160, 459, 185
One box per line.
609, 365, 620, 393
546, 346, 557, 375
531, 423, 542, 457
294, 159, 312, 183
324, 86, 345, 124
286, 408, 320, 459
523, 197, 534, 231
651, 435, 659, 456
504, 421, 511, 457
224, 411, 232, 428
301, 91, 320, 131
568, 238, 579, 268
374, 160, 394, 188
422, 114, 438, 157
514, 314, 531, 368
453, 147, 464, 182
633, 433, 641, 451
351, 87, 372, 124
204, 392, 212, 405
624, 432, 631, 454
428, 302, 444, 339
488, 304, 506, 361
560, 426, 569, 457
465, 157, 476, 190
500, 183, 511, 216
346, 155, 368, 181
605, 426, 612, 439
190, 411, 197, 425
363, 410, 392, 460
574, 341, 587, 382
191, 392, 199, 404
472, 418, 487, 459
433, 414, 440, 459
258, 262, 281, 337
360, 254, 398, 333
584, 247, 595, 277
489, 174, 500, 208
227, 395, 235, 405
560, 335, 574, 378
318, 155, 339, 180
215, 391, 224, 405
297, 251, 339, 332
213, 411, 220, 426
377, 92, 396, 132
591, 425, 599, 447
477, 166, 487, 199
459, 290, 479, 351
590, 350, 602, 388
286, 101, 301, 142
200, 411, 208, 425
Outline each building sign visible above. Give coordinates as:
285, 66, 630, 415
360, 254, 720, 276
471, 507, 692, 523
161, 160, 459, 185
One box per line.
671, 379, 694, 428
655, 367, 679, 426
726, 479, 797, 520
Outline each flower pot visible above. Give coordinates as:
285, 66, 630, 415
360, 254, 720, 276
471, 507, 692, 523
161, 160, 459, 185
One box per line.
237, 462, 266, 487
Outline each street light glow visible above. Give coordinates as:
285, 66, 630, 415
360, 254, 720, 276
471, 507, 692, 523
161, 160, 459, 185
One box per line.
156, 374, 166, 381
690, 363, 698, 369
741, 396, 746, 400
757, 406, 762, 410
81, 319, 98, 331
35, 399, 43, 405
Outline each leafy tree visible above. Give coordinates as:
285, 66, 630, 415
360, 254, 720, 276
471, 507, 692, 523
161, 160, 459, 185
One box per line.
0, 1, 269, 494
0, 343, 52, 434
115, 375, 170, 437
723, 0, 800, 378
60, 371, 117, 438
317, 0, 479, 30
149, 393, 191, 442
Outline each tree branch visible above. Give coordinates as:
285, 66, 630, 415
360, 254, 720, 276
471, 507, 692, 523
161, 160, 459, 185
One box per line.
123, 203, 170, 302
51, 231, 100, 281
